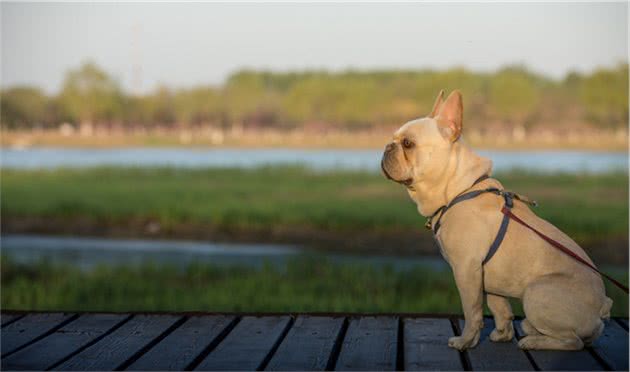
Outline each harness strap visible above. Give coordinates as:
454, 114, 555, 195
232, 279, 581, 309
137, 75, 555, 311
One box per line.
427, 177, 628, 294
482, 204, 510, 265
432, 189, 489, 233
428, 174, 489, 233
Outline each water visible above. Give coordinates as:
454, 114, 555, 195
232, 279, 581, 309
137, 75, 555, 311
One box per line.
1, 147, 627, 173
0, 234, 449, 272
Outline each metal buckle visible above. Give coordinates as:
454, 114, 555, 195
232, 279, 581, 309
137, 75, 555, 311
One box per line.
425, 218, 433, 230
513, 193, 538, 207
502, 191, 514, 208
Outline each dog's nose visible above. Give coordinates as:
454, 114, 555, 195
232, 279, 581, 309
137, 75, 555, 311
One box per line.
385, 142, 396, 153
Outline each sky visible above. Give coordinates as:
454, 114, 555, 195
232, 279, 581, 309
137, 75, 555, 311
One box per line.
1, 2, 628, 94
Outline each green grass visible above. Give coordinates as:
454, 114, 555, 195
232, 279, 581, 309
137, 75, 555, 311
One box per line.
1, 166, 628, 244
2, 257, 627, 316
2, 167, 627, 315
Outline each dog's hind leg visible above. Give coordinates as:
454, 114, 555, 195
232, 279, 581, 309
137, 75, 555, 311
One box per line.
583, 320, 605, 347
487, 294, 514, 342
521, 274, 602, 350
520, 318, 541, 336
518, 333, 584, 350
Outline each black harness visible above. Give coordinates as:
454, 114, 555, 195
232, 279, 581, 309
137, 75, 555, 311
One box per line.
423, 176, 629, 293
425, 175, 537, 265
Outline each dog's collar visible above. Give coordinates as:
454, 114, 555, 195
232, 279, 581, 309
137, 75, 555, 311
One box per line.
424, 174, 490, 231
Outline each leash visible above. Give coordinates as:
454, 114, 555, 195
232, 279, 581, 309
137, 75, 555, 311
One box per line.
502, 207, 629, 294
427, 176, 629, 294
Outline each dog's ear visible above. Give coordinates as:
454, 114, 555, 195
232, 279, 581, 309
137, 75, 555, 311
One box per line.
429, 89, 445, 117
436, 90, 463, 142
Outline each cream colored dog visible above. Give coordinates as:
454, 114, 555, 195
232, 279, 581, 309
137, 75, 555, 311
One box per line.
381, 90, 612, 351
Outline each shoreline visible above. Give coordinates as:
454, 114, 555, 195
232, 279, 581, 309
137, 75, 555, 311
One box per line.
3, 216, 628, 266
2, 128, 628, 151
2, 143, 629, 153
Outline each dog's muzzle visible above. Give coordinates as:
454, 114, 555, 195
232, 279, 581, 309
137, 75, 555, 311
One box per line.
381, 145, 413, 186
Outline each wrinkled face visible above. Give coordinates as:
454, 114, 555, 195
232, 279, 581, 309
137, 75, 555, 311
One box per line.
381, 118, 453, 187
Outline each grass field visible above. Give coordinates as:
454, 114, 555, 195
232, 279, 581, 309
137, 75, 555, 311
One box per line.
2, 257, 627, 316
2, 167, 627, 315
1, 167, 628, 261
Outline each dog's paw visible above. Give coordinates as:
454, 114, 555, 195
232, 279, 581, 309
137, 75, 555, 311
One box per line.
517, 336, 537, 350
490, 323, 514, 342
448, 335, 478, 351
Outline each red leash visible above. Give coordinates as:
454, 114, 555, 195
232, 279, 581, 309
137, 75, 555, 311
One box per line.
501, 206, 629, 294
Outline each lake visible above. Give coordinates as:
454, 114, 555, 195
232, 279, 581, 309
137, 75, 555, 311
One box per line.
3, 234, 626, 274
1, 147, 627, 173
1, 234, 449, 272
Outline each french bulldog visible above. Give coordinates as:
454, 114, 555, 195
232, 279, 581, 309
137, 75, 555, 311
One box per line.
381, 90, 612, 351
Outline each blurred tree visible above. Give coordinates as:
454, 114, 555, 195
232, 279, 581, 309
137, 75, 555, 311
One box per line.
1, 61, 628, 131
58, 62, 124, 125
223, 71, 281, 127
0, 87, 51, 128
174, 87, 223, 125
149, 86, 177, 125
488, 66, 540, 122
579, 63, 629, 126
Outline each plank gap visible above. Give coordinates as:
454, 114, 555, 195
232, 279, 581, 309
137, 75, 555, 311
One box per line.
44, 314, 134, 371
404, 317, 463, 371
614, 318, 628, 331
512, 318, 606, 371
256, 316, 295, 371
586, 347, 613, 371
184, 316, 241, 371
115, 315, 188, 371
334, 316, 398, 370
588, 320, 629, 371
2, 313, 79, 358
449, 318, 471, 371
1, 314, 26, 328
325, 317, 349, 371
512, 320, 541, 371
459, 317, 535, 371
396, 317, 404, 371
265, 316, 345, 371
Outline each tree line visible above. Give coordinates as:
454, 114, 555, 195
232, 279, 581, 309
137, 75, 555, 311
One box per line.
1, 62, 627, 130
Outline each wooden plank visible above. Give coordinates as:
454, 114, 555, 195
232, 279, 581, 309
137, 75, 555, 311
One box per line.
404, 318, 462, 371
590, 320, 629, 371
194, 316, 291, 371
459, 318, 534, 371
1, 313, 128, 371
127, 315, 235, 371
1, 313, 75, 356
1, 313, 24, 327
265, 316, 344, 371
334, 316, 398, 371
56, 314, 182, 371
513, 320, 603, 371
0, 313, 24, 327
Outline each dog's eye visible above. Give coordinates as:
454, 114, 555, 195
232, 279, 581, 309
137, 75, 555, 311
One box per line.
402, 138, 414, 149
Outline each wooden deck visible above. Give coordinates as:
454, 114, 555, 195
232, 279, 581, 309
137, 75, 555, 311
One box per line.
1, 312, 628, 371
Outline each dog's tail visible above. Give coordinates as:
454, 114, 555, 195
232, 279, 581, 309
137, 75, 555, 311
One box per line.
599, 297, 613, 320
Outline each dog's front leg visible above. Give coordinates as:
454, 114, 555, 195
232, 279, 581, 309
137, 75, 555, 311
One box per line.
449, 261, 484, 350
487, 294, 514, 342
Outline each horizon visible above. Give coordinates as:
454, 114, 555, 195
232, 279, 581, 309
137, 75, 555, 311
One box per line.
2, 2, 627, 94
